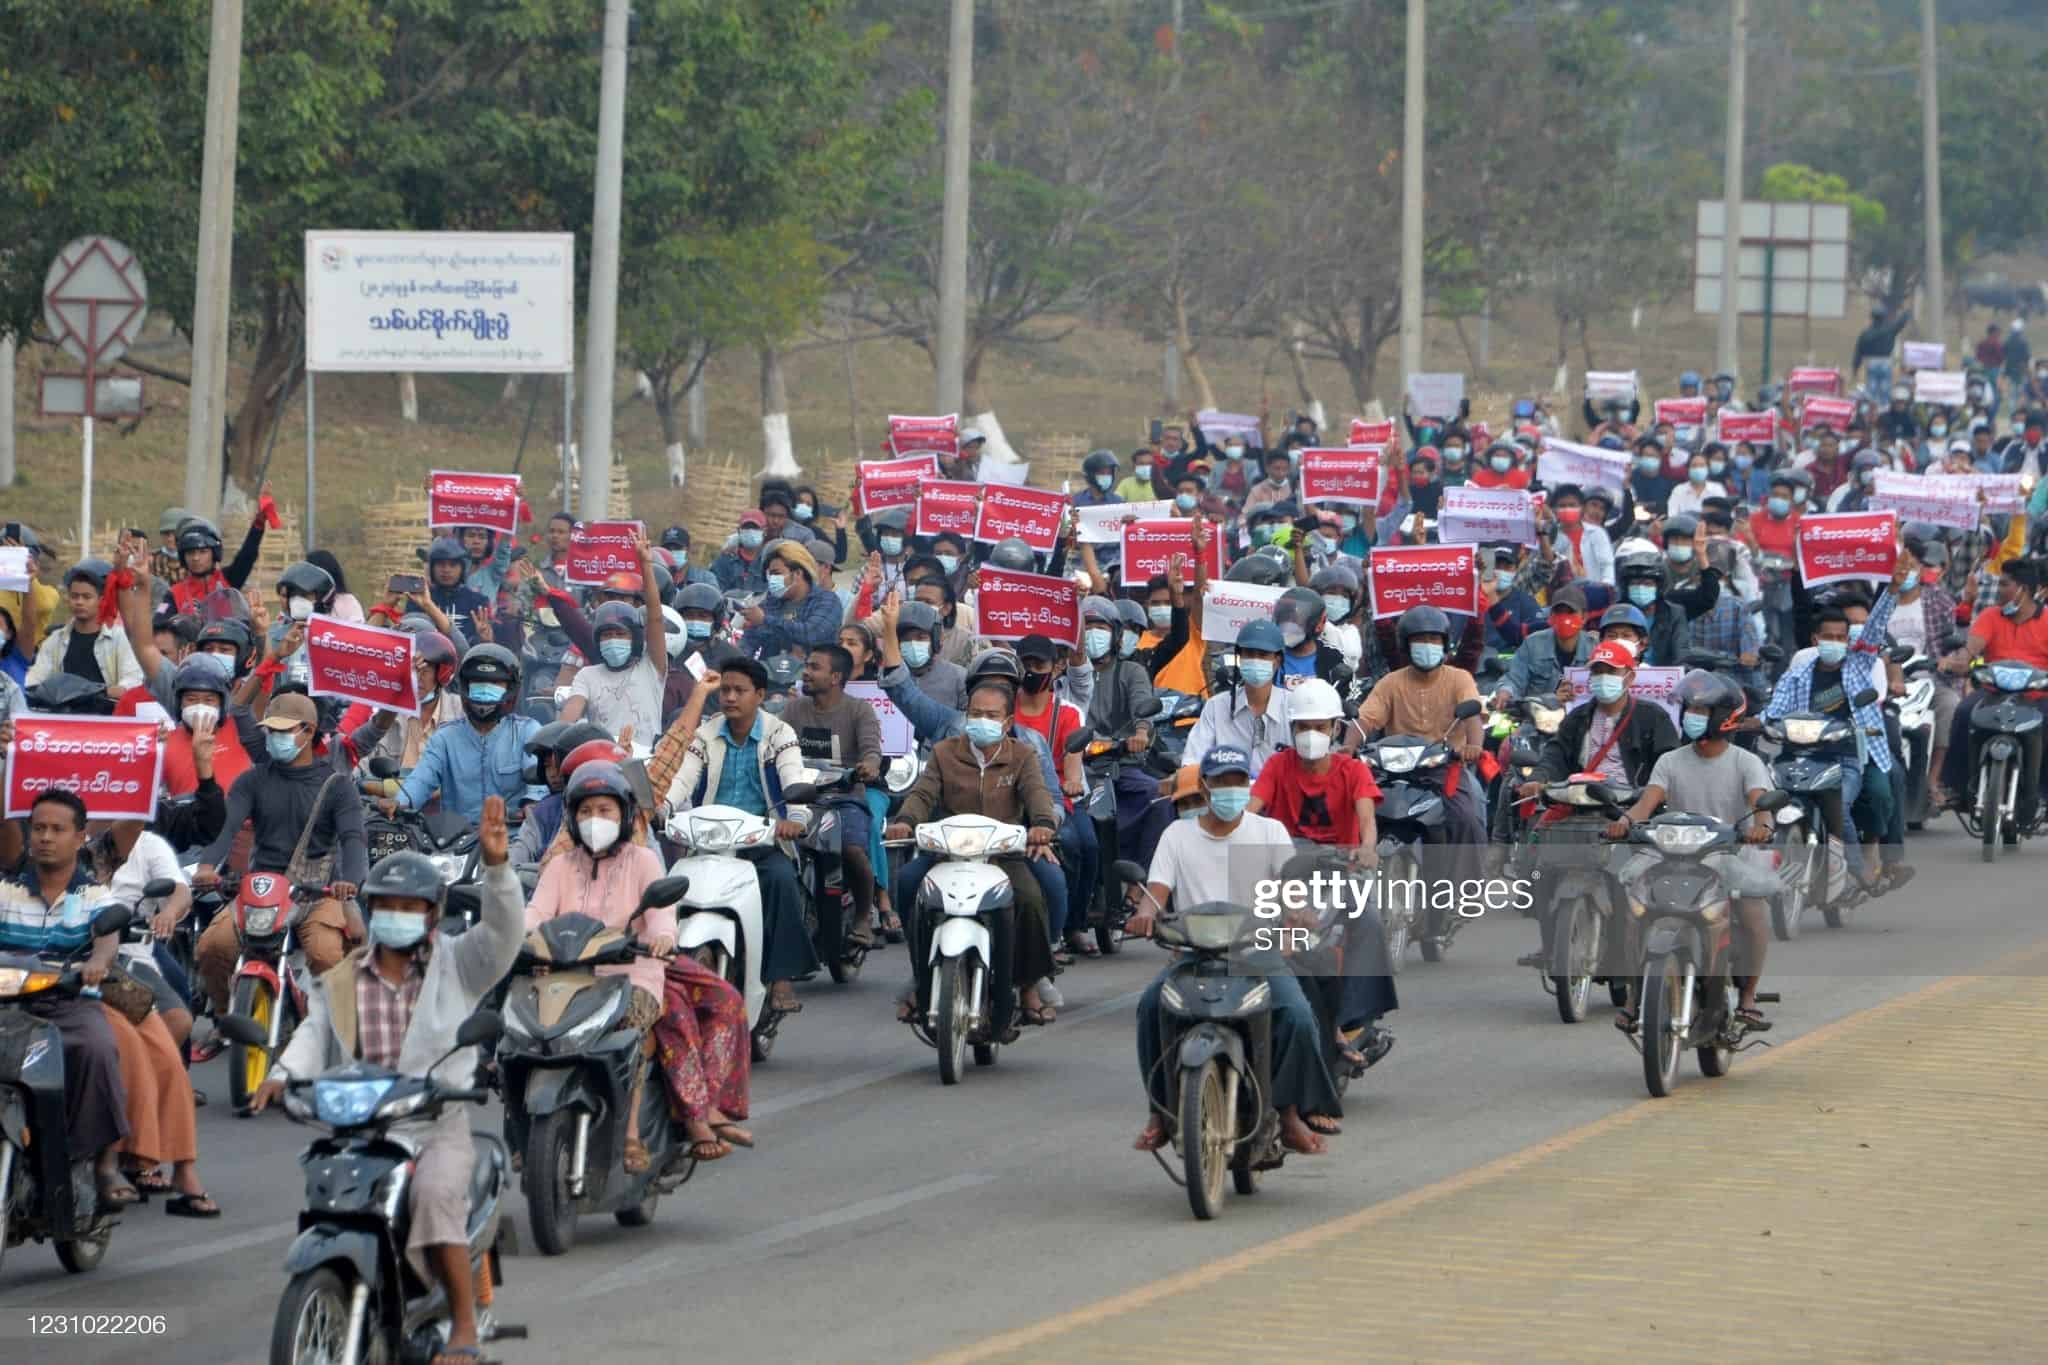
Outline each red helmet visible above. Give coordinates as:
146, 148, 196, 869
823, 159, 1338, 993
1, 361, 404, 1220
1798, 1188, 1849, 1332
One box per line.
561, 738, 629, 785
414, 631, 459, 690
600, 570, 644, 597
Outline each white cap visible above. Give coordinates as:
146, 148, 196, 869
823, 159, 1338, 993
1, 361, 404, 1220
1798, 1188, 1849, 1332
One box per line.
1949, 437, 1972, 454
959, 425, 986, 444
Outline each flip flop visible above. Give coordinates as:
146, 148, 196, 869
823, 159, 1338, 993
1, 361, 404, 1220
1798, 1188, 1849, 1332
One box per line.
622, 1138, 650, 1174
96, 1175, 139, 1208
1305, 1114, 1342, 1136
129, 1169, 174, 1197
711, 1123, 754, 1149
1017, 1004, 1056, 1026
165, 1191, 221, 1219
1066, 937, 1101, 959
1133, 1124, 1170, 1152
687, 1138, 732, 1163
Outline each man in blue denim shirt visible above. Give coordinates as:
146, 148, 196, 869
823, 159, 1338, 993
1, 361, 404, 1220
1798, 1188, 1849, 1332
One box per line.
393, 644, 545, 823
738, 540, 845, 658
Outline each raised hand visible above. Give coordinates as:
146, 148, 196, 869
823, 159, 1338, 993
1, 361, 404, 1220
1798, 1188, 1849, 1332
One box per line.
479, 795, 510, 866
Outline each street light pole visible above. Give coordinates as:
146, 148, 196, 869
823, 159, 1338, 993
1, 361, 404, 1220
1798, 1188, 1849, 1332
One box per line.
184, 0, 244, 519
578, 0, 630, 523
1397, 0, 1426, 386
1715, 0, 1747, 383
935, 0, 973, 416
1920, 0, 1946, 346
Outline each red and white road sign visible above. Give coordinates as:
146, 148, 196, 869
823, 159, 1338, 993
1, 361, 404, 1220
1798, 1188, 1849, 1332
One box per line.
42, 237, 149, 370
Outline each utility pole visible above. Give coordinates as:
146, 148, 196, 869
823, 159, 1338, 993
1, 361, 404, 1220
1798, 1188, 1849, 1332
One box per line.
1397, 0, 1426, 385
1715, 0, 1747, 383
1920, 0, 1946, 346
184, 0, 244, 519
578, 0, 630, 522
935, 0, 974, 416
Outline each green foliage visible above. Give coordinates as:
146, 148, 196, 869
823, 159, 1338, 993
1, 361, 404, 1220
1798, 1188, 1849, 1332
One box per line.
1759, 163, 1887, 236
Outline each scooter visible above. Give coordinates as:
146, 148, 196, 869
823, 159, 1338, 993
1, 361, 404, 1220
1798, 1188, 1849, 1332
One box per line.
1358, 698, 1484, 966
894, 814, 1029, 1086
1759, 691, 1872, 938
0, 901, 136, 1277
1893, 648, 1938, 830
793, 765, 868, 984
498, 876, 692, 1256
1077, 698, 1164, 955
214, 1010, 525, 1365
1146, 690, 1204, 775
1960, 661, 2048, 862
1520, 778, 1638, 1023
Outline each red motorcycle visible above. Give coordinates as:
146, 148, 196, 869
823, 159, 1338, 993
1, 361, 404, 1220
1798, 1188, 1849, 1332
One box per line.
222, 873, 332, 1116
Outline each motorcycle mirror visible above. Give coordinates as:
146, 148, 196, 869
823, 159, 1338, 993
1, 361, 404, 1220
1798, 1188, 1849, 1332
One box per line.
1853, 687, 1879, 707
454, 1009, 503, 1050
366, 755, 401, 781
1112, 859, 1148, 885
89, 903, 132, 938
140, 876, 179, 901
1065, 727, 1096, 754
1453, 699, 1483, 721
781, 782, 820, 806
1134, 697, 1165, 720
1754, 790, 1793, 814
1759, 644, 1786, 664
213, 1013, 271, 1048
637, 875, 690, 913
1886, 644, 1914, 664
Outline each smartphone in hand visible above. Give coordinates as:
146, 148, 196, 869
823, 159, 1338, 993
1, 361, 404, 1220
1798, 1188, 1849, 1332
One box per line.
387, 573, 425, 596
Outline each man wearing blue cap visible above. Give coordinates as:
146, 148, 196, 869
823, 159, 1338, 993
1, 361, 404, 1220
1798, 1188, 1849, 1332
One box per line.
1183, 620, 1295, 776
1125, 745, 1341, 1157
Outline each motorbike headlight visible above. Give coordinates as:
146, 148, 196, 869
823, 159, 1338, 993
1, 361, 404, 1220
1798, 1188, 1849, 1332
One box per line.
1232, 981, 1271, 1016
1993, 664, 2034, 693
372, 1088, 430, 1122
429, 853, 464, 885
1180, 910, 1244, 951
1648, 824, 1717, 855
1781, 717, 1828, 746
1774, 805, 1801, 822
1158, 979, 1186, 1012
243, 905, 282, 935
313, 1078, 395, 1127
685, 814, 742, 854
557, 992, 627, 1050
1378, 744, 1423, 775
0, 967, 58, 997
884, 756, 919, 794
1531, 705, 1564, 735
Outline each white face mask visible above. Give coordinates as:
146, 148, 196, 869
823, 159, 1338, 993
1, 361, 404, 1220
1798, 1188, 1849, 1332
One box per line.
578, 816, 621, 854
182, 703, 220, 732
287, 596, 314, 621
1293, 730, 1332, 761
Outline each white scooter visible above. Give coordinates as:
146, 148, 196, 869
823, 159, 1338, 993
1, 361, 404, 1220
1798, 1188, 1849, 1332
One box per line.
665, 788, 815, 1063
895, 814, 1030, 1086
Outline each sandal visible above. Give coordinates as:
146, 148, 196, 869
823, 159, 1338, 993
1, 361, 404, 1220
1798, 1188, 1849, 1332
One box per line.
129, 1169, 174, 1198
165, 1191, 221, 1219
687, 1138, 732, 1163
880, 910, 904, 942
1305, 1114, 1342, 1136
1133, 1122, 1169, 1152
430, 1347, 494, 1365
1051, 946, 1075, 968
1065, 936, 1101, 959
769, 987, 803, 1015
1735, 1006, 1773, 1032
95, 1174, 139, 1208
711, 1123, 754, 1149
1017, 1003, 1056, 1027
622, 1137, 650, 1174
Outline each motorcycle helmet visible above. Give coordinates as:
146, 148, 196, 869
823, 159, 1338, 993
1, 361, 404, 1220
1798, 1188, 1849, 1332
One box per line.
360, 850, 448, 919
986, 536, 1037, 573
590, 601, 645, 667
763, 652, 804, 693
171, 656, 233, 713
1289, 677, 1345, 724
277, 560, 337, 615
1598, 603, 1652, 635
898, 600, 944, 653
966, 647, 1023, 690
1395, 605, 1452, 653
456, 642, 521, 719
194, 617, 255, 674
1273, 586, 1327, 649
1674, 668, 1746, 736
1679, 370, 1702, 395
1224, 549, 1292, 588
564, 760, 638, 854
1614, 545, 1669, 588
176, 518, 225, 572
674, 581, 727, 634
561, 738, 630, 787
1082, 449, 1120, 483
1114, 597, 1148, 640
659, 606, 688, 660
426, 536, 467, 568
1902, 526, 1949, 569
414, 630, 459, 692
1080, 594, 1119, 626
597, 569, 645, 603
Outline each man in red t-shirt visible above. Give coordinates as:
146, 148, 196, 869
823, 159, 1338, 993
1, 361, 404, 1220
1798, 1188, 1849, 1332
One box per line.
1938, 559, 2048, 819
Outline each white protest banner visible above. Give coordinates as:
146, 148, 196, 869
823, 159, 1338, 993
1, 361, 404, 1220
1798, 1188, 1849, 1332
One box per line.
1969, 473, 2026, 515
1869, 472, 1980, 533
1536, 436, 1631, 492
305, 231, 574, 373
1913, 369, 1967, 406
1406, 373, 1464, 420
979, 458, 1031, 486
1563, 665, 1684, 723
1196, 409, 1262, 445
1902, 341, 1946, 371
845, 682, 914, 757
0, 546, 31, 593
1075, 499, 1172, 544
1585, 370, 1638, 403
1200, 581, 1289, 644
1437, 485, 1538, 547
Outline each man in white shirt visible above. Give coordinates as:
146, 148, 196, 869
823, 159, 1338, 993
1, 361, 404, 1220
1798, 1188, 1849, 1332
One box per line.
1182, 620, 1295, 776
1126, 746, 1339, 1158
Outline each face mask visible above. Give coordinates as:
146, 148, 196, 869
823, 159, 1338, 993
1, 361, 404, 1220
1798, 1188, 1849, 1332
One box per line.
793, 504, 815, 522
738, 528, 765, 551
1681, 712, 1710, 740
1688, 467, 1709, 485
1443, 447, 1466, 465
1556, 506, 1582, 527
1551, 612, 1584, 641
1709, 459, 1727, 477
1205, 786, 1251, 822
1847, 623, 1865, 645
599, 638, 634, 668
1410, 468, 1433, 485
1250, 524, 1276, 546
182, 703, 219, 732
287, 596, 314, 621
1093, 473, 1114, 491
896, 639, 932, 670
1148, 604, 1173, 629
1930, 424, 1947, 439
1490, 455, 1512, 474
1294, 730, 1332, 761
469, 682, 507, 706
1627, 583, 1658, 608
878, 535, 903, 557
265, 730, 303, 763
1857, 469, 1875, 486
1636, 456, 1661, 474
1409, 642, 1445, 670
1339, 514, 1359, 534
1223, 444, 1245, 461
1176, 492, 1199, 512
766, 573, 789, 599
1321, 594, 1350, 625
686, 619, 712, 640
1767, 496, 1791, 517
2001, 599, 2021, 618
368, 910, 429, 950
1493, 570, 1516, 592
1238, 659, 1275, 688
1920, 568, 1941, 585
1589, 674, 1627, 704
1816, 640, 1848, 666
1267, 470, 1290, 488
1178, 808, 1202, 822
1668, 544, 1694, 565
1084, 628, 1113, 660
963, 717, 1005, 748
1734, 452, 1754, 471
1118, 632, 1140, 658
576, 815, 622, 854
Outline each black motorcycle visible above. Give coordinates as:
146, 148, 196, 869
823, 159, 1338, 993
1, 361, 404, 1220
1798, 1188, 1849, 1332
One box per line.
1145, 690, 1203, 775
794, 764, 869, 983
1521, 778, 1637, 1023
1760, 687, 1876, 937
0, 901, 135, 1277
1360, 698, 1484, 966
1959, 661, 2048, 860
215, 1010, 523, 1365
1076, 697, 1164, 955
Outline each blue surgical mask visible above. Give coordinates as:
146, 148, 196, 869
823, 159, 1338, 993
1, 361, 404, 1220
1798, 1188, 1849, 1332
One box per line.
1176, 492, 1199, 512
2002, 599, 2022, 617
1628, 583, 1658, 608
963, 717, 1005, 748
1636, 456, 1661, 474
1148, 604, 1173, 629
599, 638, 634, 668
1682, 711, 1710, 740
1084, 628, 1113, 659
900, 640, 932, 669
1238, 659, 1275, 688
1815, 639, 1847, 666
766, 573, 789, 599
1322, 594, 1350, 624
793, 503, 815, 522
1205, 786, 1251, 822
685, 619, 712, 640
1709, 460, 1727, 477
879, 535, 904, 557
1119, 633, 1140, 658
1339, 514, 1359, 534
1735, 452, 1755, 471
368, 910, 429, 950
1409, 642, 1445, 670
1442, 446, 1465, 464
1590, 674, 1627, 704
1251, 524, 1276, 546
1490, 455, 1512, 473
937, 553, 960, 576
1668, 544, 1694, 565
1094, 472, 1114, 490
265, 729, 303, 763
1767, 496, 1791, 517
738, 528, 764, 550
1688, 467, 1709, 485
1178, 808, 1202, 822
1847, 623, 1865, 645
1223, 444, 1246, 461
1493, 570, 1516, 592
468, 682, 507, 706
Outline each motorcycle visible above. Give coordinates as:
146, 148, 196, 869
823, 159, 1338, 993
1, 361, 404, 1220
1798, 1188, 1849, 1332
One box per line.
1359, 698, 1484, 966
498, 876, 692, 1255
1077, 698, 1165, 956
0, 901, 136, 1277
1516, 779, 1639, 1022
1616, 798, 1789, 1097
1146, 690, 1204, 775
1960, 661, 2048, 861
1892, 648, 1939, 830
222, 873, 336, 1115
1490, 695, 1566, 880
213, 1010, 525, 1365
1760, 687, 1876, 938
893, 814, 1031, 1085
793, 764, 869, 983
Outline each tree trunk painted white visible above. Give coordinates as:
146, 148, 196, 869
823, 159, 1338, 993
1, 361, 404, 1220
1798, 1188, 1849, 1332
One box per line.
398, 372, 419, 423
686, 370, 707, 448
760, 347, 799, 479
633, 370, 654, 399
501, 374, 522, 404
665, 442, 686, 488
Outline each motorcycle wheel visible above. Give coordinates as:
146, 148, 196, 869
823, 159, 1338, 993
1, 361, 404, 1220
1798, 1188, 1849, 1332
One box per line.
1095, 919, 1122, 956
270, 1266, 353, 1365
1608, 979, 1629, 1009
615, 1184, 660, 1228
1181, 1059, 1229, 1221
1551, 899, 1599, 1024
1380, 853, 1410, 972
525, 1110, 580, 1256
750, 1025, 775, 1065
1980, 755, 2008, 865
973, 1041, 999, 1067
54, 1215, 110, 1274
1699, 1028, 1735, 1078
935, 957, 969, 1087
1418, 906, 1449, 964
1639, 953, 1685, 1099
827, 950, 860, 985
1771, 827, 1814, 941
230, 975, 276, 1116
1231, 1142, 1259, 1196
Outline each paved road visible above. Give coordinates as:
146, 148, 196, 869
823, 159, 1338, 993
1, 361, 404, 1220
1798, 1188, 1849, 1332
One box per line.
8, 819, 2042, 1365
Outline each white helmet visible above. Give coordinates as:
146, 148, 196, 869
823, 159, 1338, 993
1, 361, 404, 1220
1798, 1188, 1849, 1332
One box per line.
661, 606, 689, 660
1289, 677, 1344, 723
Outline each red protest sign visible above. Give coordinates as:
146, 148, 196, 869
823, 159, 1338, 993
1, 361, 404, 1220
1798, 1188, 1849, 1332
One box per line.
1787, 367, 1841, 396
1796, 510, 1898, 588
885, 413, 959, 460
564, 520, 644, 587
1368, 543, 1479, 620
428, 470, 522, 534
1653, 397, 1706, 427
1716, 410, 1778, 444
5, 713, 164, 821
975, 567, 1081, 646
973, 483, 1067, 552
1299, 448, 1382, 505
306, 614, 419, 717
1350, 419, 1397, 447
1119, 519, 1223, 588
856, 455, 939, 516
1800, 395, 1856, 433
914, 479, 981, 538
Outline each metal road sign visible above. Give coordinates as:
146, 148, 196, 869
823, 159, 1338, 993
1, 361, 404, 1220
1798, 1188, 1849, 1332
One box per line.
42, 236, 150, 368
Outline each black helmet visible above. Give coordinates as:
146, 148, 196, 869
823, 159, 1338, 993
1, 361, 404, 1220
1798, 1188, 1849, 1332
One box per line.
966, 647, 1023, 688
1662, 514, 1699, 542
552, 720, 613, 760
1082, 448, 1120, 480
589, 601, 645, 665
872, 507, 911, 535
277, 560, 336, 609
1615, 545, 1669, 587
1273, 586, 1326, 649
564, 761, 638, 852
675, 580, 725, 626
171, 656, 232, 709
1395, 605, 1452, 652
1225, 551, 1291, 588
361, 850, 448, 918
176, 518, 224, 565
524, 720, 570, 760
660, 525, 690, 552
1769, 467, 1814, 493
25, 673, 116, 715
898, 600, 943, 647
1850, 449, 1884, 473
194, 618, 254, 673
426, 536, 468, 567
65, 558, 112, 593
1309, 563, 1360, 598
1902, 525, 1949, 568
763, 652, 804, 692
1674, 669, 1746, 736
1583, 485, 1620, 514
457, 642, 521, 693
986, 537, 1036, 573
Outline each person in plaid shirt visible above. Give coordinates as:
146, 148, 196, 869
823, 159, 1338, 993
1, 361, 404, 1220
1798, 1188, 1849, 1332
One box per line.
1689, 542, 1767, 691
